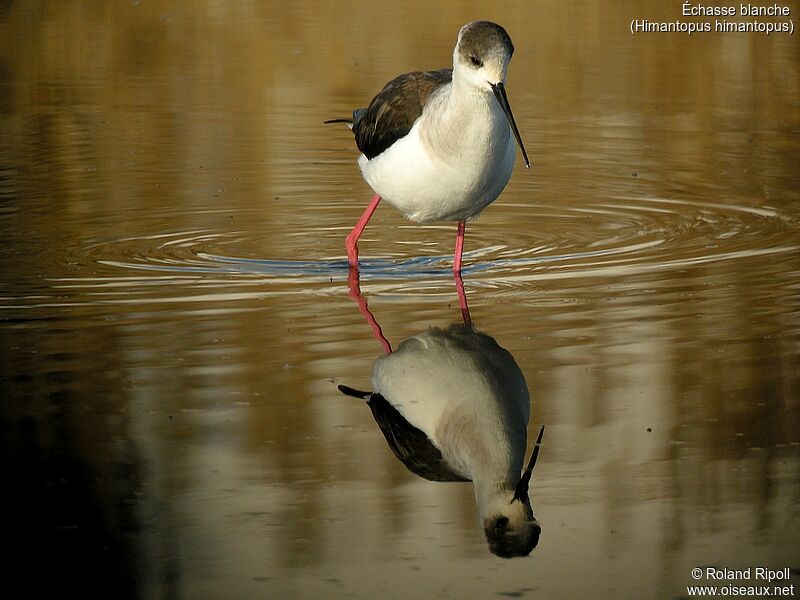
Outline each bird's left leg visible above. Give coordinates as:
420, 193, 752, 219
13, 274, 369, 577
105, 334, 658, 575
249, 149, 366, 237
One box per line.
346, 194, 382, 267
453, 220, 466, 275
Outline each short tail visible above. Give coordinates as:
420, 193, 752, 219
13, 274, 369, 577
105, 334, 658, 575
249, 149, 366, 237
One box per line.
324, 117, 353, 128
325, 108, 366, 129
338, 384, 371, 399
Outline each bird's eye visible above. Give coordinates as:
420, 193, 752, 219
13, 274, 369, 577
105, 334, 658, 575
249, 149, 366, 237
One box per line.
469, 55, 483, 68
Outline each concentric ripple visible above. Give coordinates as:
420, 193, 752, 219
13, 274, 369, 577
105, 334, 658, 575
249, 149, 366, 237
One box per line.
478, 195, 798, 281
46, 195, 798, 308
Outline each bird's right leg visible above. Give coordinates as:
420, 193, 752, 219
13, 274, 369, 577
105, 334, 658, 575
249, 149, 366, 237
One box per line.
346, 194, 382, 267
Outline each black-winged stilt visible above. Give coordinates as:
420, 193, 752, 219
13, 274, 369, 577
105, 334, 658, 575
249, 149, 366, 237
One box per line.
327, 21, 530, 275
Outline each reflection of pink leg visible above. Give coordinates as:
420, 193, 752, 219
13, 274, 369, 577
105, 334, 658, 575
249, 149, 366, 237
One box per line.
453, 220, 466, 274
346, 194, 381, 267
452, 221, 470, 324
348, 267, 392, 354
454, 270, 472, 326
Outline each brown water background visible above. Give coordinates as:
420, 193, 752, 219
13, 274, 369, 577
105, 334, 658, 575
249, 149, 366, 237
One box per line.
1, 1, 799, 599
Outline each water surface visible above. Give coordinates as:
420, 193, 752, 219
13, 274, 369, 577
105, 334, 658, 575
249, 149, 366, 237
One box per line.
1, 2, 798, 599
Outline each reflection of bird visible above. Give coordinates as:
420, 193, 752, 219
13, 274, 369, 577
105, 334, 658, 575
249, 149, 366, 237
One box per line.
326, 21, 530, 274
339, 323, 543, 558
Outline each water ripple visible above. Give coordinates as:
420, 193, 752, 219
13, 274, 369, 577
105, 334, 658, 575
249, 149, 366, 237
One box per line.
28, 195, 797, 308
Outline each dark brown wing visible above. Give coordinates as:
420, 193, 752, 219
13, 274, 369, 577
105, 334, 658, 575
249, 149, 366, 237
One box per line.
352, 68, 453, 160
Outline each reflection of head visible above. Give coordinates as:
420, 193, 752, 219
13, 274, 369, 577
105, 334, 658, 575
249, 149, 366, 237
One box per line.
484, 497, 541, 558
482, 425, 544, 558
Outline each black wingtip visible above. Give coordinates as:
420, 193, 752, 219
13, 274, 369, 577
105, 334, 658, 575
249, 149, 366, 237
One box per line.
337, 384, 371, 399
324, 118, 352, 125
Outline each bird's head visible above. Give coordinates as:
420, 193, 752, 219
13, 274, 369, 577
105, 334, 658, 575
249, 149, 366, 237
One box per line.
454, 20, 514, 91
453, 21, 530, 168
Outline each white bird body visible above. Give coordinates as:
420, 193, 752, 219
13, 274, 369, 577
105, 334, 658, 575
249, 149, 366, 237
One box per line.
358, 78, 516, 223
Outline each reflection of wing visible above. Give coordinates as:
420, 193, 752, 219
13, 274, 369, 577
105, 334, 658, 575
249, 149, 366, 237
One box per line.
367, 393, 469, 482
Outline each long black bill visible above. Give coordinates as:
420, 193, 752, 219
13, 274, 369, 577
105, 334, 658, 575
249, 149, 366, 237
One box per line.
512, 425, 545, 503
490, 82, 531, 169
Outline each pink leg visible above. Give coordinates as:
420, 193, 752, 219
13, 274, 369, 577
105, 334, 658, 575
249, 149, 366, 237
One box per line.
453, 220, 466, 275
348, 268, 392, 354
346, 194, 381, 267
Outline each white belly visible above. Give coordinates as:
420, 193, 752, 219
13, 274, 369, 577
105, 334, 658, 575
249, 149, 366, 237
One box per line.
358, 106, 517, 223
